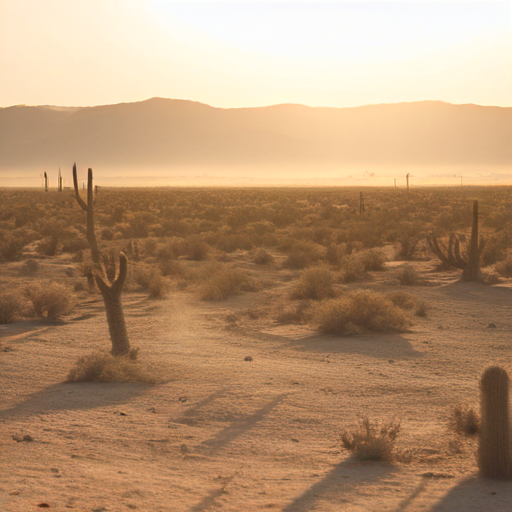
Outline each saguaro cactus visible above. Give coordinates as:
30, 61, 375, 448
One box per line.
73, 164, 130, 356
478, 366, 511, 479
427, 200, 485, 281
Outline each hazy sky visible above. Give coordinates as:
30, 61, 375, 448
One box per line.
0, 0, 511, 109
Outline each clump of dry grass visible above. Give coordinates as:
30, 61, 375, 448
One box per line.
495, 254, 512, 278
341, 416, 401, 461
283, 242, 324, 269
200, 267, 258, 300
25, 281, 74, 320
19, 258, 40, 276
312, 290, 410, 335
276, 301, 311, 324
337, 257, 366, 283
66, 351, 158, 384
291, 265, 334, 300
451, 404, 480, 436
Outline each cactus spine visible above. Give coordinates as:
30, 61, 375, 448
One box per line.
427, 199, 485, 281
72, 163, 130, 356
478, 366, 511, 479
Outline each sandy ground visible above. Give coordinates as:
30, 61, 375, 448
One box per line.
1, 255, 512, 511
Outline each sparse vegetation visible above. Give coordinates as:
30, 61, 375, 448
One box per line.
200, 267, 258, 300
341, 416, 401, 461
451, 404, 480, 436
312, 290, 411, 335
66, 351, 158, 384
291, 265, 334, 300
25, 281, 74, 320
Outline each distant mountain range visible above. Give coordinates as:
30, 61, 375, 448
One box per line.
0, 98, 511, 169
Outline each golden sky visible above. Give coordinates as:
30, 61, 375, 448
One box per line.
0, 0, 511, 109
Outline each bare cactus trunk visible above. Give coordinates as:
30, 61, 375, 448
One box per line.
462, 200, 481, 281
73, 164, 130, 356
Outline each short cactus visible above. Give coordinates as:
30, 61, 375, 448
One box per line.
478, 366, 511, 479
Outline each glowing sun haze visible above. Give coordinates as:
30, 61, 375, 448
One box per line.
0, 0, 511, 109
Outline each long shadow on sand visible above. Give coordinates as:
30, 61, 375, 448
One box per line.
0, 382, 151, 418
427, 476, 512, 512
282, 459, 397, 512
288, 333, 423, 361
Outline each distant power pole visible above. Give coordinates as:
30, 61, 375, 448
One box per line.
394, 178, 396, 188
406, 173, 410, 193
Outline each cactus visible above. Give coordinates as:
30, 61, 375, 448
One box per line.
44, 172, 48, 192
73, 164, 130, 356
478, 366, 511, 479
58, 168, 63, 192
427, 200, 485, 281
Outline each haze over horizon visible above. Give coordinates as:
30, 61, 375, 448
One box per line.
0, 1, 511, 186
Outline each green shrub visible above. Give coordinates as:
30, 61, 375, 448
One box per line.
312, 290, 410, 335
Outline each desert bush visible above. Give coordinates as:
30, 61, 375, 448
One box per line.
143, 238, 158, 257
66, 351, 158, 384
276, 301, 311, 324
397, 264, 421, 286
292, 265, 335, 300
131, 263, 160, 290
325, 244, 345, 267
495, 255, 512, 278
337, 257, 366, 283
253, 248, 274, 265
159, 259, 188, 278
451, 404, 480, 436
100, 227, 114, 241
25, 281, 74, 320
19, 258, 39, 276
148, 277, 168, 299
386, 291, 428, 317
359, 249, 387, 271
186, 238, 210, 261
283, 241, 324, 269
312, 290, 410, 335
0, 234, 25, 262
0, 291, 28, 324
479, 268, 501, 285
200, 268, 258, 300
341, 416, 401, 461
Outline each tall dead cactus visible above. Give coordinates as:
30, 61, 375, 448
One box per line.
73, 164, 130, 356
427, 200, 485, 281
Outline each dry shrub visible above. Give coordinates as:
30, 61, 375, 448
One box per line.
292, 265, 334, 300
341, 416, 401, 461
253, 248, 274, 265
451, 405, 480, 436
66, 351, 158, 384
25, 281, 74, 320
148, 278, 168, 299
159, 259, 188, 278
495, 254, 512, 278
397, 264, 421, 285
19, 259, 39, 276
479, 268, 501, 285
359, 249, 387, 271
276, 301, 311, 324
337, 257, 366, 283
283, 242, 324, 269
313, 290, 410, 335
200, 268, 258, 300
131, 263, 159, 289
0, 291, 28, 324
386, 291, 428, 317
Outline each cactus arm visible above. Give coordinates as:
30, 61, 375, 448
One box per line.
72, 163, 88, 212
112, 253, 128, 295
428, 235, 452, 267
453, 237, 468, 268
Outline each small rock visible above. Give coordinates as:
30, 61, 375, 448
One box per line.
490, 491, 497, 495
147, 407, 157, 413
119, 412, 127, 416
421, 472, 454, 480
244, 356, 253, 361
437, 325, 444, 330
37, 504, 50, 508
92, 508, 107, 512
13, 434, 34, 443
180, 444, 189, 454
50, 468, 59, 473
388, 359, 395, 364
178, 396, 187, 403
291, 438, 299, 443
487, 323, 496, 328
9, 491, 20, 496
